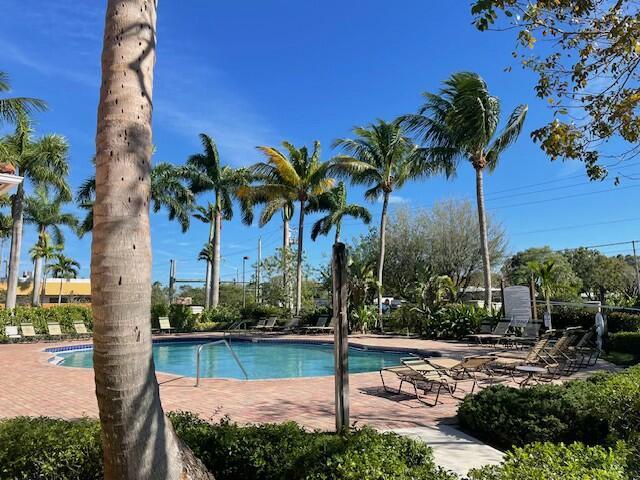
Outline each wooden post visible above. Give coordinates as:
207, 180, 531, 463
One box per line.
530, 274, 537, 321
332, 242, 349, 433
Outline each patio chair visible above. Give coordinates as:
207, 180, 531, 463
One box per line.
20, 323, 38, 340
255, 317, 277, 330
567, 328, 599, 368
489, 335, 553, 371
47, 322, 63, 338
427, 355, 496, 387
153, 317, 176, 334
467, 320, 513, 346
315, 317, 336, 334
73, 321, 90, 337
4, 325, 21, 340
278, 316, 301, 332
301, 315, 329, 333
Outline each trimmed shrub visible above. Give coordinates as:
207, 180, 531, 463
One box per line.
0, 306, 92, 340
607, 311, 640, 333
549, 305, 597, 330
240, 303, 288, 320
0, 417, 102, 480
458, 366, 640, 451
168, 304, 196, 332
150, 303, 169, 330
198, 305, 239, 325
467, 442, 629, 480
0, 414, 457, 480
608, 332, 640, 355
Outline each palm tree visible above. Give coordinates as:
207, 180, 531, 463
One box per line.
307, 181, 372, 243
239, 189, 295, 310
48, 253, 80, 304
29, 233, 61, 305
0, 196, 12, 279
248, 141, 334, 314
24, 187, 78, 305
331, 120, 437, 323
75, 158, 193, 237
0, 115, 71, 308
91, 2, 211, 478
182, 134, 252, 308
400, 72, 527, 309
528, 259, 558, 330
0, 71, 47, 125
194, 204, 215, 308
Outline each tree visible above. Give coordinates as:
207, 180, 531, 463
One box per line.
29, 233, 61, 305
24, 187, 78, 305
75, 158, 193, 237
0, 71, 47, 125
182, 134, 251, 308
471, 0, 640, 180
48, 253, 80, 304
247, 141, 333, 315
0, 196, 12, 278
0, 115, 71, 308
331, 120, 442, 321
503, 246, 581, 300
194, 205, 215, 308
527, 259, 559, 328
91, 2, 211, 478
400, 72, 527, 309
306, 181, 371, 243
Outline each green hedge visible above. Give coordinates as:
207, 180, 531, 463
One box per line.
0, 414, 457, 480
607, 312, 640, 333
387, 303, 492, 339
608, 332, 640, 355
468, 442, 629, 480
458, 366, 640, 451
0, 306, 92, 340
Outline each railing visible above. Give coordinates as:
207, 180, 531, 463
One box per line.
223, 320, 250, 337
195, 339, 248, 386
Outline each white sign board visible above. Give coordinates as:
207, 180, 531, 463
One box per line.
503, 286, 532, 327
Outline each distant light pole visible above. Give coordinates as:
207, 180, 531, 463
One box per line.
242, 256, 249, 308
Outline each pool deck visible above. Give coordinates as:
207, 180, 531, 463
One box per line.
0, 332, 617, 475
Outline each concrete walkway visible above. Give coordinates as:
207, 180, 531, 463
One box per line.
391, 425, 504, 476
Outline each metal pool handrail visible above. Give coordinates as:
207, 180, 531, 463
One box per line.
195, 339, 248, 386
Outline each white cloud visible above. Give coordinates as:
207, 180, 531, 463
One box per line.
377, 195, 407, 204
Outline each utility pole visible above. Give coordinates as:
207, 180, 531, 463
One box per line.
169, 259, 176, 304
242, 256, 249, 308
255, 237, 262, 303
632, 240, 640, 297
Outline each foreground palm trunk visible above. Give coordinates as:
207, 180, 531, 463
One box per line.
475, 167, 492, 309
5, 181, 25, 309
92, 2, 212, 479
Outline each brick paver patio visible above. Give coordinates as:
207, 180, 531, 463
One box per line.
0, 333, 613, 431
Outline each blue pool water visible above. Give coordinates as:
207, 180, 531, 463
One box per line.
55, 341, 408, 380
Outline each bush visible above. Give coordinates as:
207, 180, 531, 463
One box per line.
150, 303, 169, 330
199, 305, 239, 325
0, 414, 457, 480
0, 306, 93, 340
168, 304, 196, 332
0, 417, 102, 480
240, 304, 288, 320
458, 366, 640, 451
549, 305, 597, 330
608, 332, 640, 355
607, 312, 640, 333
386, 303, 492, 339
468, 442, 629, 480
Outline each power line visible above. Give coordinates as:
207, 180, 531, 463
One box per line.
511, 216, 640, 236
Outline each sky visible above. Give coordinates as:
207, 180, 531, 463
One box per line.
1, 0, 639, 284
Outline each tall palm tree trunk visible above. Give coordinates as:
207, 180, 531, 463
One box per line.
282, 217, 290, 310
58, 279, 63, 305
475, 167, 492, 309
204, 220, 214, 309
295, 200, 305, 315
41, 261, 48, 305
210, 208, 221, 308
377, 191, 390, 329
31, 257, 43, 306
5, 181, 25, 309
91, 2, 211, 479
334, 221, 341, 244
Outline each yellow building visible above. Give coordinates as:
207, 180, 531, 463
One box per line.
0, 278, 91, 305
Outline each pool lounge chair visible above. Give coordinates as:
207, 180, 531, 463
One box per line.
73, 321, 90, 337
427, 355, 495, 386
4, 325, 21, 340
277, 316, 301, 332
47, 322, 63, 338
153, 317, 176, 334
301, 315, 329, 333
467, 320, 512, 346
20, 323, 38, 340
315, 317, 336, 334
255, 317, 277, 330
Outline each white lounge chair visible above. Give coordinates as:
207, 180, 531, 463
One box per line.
4, 325, 21, 340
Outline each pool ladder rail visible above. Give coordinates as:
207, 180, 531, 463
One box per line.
195, 339, 249, 386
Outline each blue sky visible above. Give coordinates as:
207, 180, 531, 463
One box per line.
1, 0, 639, 283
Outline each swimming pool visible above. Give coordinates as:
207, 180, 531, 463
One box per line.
52, 340, 409, 380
